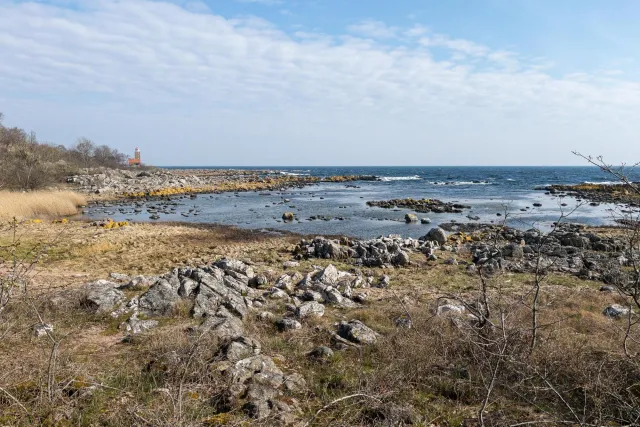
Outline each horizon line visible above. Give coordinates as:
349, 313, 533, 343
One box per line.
155, 165, 601, 168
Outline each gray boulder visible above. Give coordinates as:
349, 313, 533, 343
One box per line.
424, 227, 447, 245
202, 315, 245, 341
337, 320, 379, 344
405, 213, 418, 223
120, 314, 158, 334
83, 280, 125, 313
224, 336, 262, 362
138, 279, 180, 316
296, 301, 325, 319
214, 259, 255, 278
502, 243, 524, 259
316, 264, 339, 285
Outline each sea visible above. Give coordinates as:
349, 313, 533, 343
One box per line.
84, 166, 640, 239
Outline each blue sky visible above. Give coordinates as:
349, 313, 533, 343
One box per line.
1, 0, 639, 165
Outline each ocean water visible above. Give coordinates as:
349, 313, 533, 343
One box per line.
85, 166, 640, 239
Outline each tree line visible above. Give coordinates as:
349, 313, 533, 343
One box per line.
0, 112, 129, 190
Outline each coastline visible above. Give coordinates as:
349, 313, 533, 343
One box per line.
3, 166, 640, 425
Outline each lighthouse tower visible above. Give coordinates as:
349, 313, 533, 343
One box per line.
128, 147, 142, 166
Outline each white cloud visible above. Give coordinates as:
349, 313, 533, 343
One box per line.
0, 0, 639, 166
347, 19, 398, 39
419, 34, 489, 57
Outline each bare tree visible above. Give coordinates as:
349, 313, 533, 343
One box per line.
72, 137, 96, 169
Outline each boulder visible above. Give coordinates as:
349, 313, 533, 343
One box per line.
323, 288, 344, 305
283, 373, 307, 393
282, 212, 295, 222
316, 264, 339, 285
502, 243, 524, 259
224, 336, 261, 362
214, 259, 255, 278
337, 320, 379, 345
202, 315, 245, 341
424, 227, 447, 245
391, 250, 410, 266
120, 314, 158, 334
138, 279, 180, 316
405, 213, 418, 223
82, 280, 125, 313
296, 301, 325, 319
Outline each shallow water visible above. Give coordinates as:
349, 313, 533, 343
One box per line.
83, 166, 639, 239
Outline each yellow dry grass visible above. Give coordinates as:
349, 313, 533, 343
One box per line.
0, 190, 86, 220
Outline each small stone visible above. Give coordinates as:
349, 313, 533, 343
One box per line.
437, 304, 465, 316
33, 323, 53, 338
283, 260, 299, 269
394, 317, 412, 329
377, 275, 391, 288
603, 304, 630, 318
257, 311, 276, 322
283, 373, 307, 393
308, 346, 334, 361
276, 318, 302, 331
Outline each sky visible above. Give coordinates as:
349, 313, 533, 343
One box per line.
1, 0, 639, 166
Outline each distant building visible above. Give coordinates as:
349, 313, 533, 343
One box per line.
128, 147, 141, 166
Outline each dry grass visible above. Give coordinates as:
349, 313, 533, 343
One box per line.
0, 191, 86, 220
2, 220, 640, 425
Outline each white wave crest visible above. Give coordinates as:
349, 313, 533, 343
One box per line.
582, 181, 620, 185
280, 171, 310, 176
378, 175, 422, 182
430, 181, 491, 186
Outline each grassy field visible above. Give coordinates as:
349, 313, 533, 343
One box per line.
0, 220, 638, 426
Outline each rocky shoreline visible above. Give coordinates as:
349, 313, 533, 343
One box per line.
537, 182, 640, 206
67, 168, 378, 199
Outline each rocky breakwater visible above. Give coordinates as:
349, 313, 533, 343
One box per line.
68, 167, 380, 198
72, 258, 383, 422
536, 183, 640, 206
367, 198, 472, 214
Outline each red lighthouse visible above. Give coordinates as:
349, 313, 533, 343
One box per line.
128, 147, 141, 166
